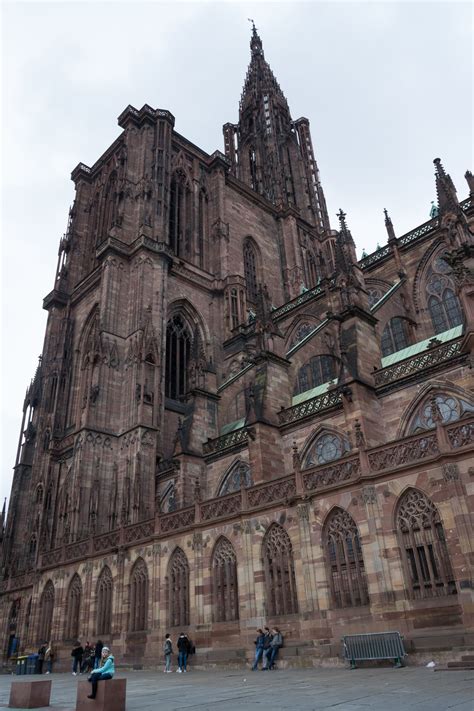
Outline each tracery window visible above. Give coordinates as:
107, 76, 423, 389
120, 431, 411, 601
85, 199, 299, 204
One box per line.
212, 537, 239, 622
426, 256, 463, 334
96, 566, 113, 636
65, 574, 82, 640
168, 548, 189, 627
217, 461, 252, 497
397, 489, 456, 598
324, 508, 369, 608
303, 431, 350, 468
165, 316, 191, 401
38, 581, 55, 644
244, 240, 259, 302
160, 483, 177, 513
407, 393, 474, 435
290, 322, 313, 349
262, 524, 298, 616
129, 558, 149, 632
367, 287, 383, 308
381, 317, 410, 356
294, 355, 337, 395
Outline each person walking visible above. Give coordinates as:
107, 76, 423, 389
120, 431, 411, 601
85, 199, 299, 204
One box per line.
176, 633, 190, 673
267, 628, 283, 669
251, 628, 265, 670
261, 627, 273, 670
93, 640, 103, 669
44, 641, 54, 674
87, 646, 115, 699
71, 641, 84, 675
164, 634, 173, 673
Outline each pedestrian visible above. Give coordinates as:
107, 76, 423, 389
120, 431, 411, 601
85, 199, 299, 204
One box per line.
261, 627, 272, 670
44, 641, 54, 674
71, 640, 84, 675
87, 646, 115, 699
93, 640, 103, 669
251, 628, 265, 670
37, 642, 47, 674
267, 628, 283, 669
82, 641, 94, 673
164, 633, 173, 673
176, 633, 190, 673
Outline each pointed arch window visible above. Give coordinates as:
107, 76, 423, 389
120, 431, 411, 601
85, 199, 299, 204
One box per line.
397, 489, 456, 598
324, 508, 368, 608
303, 431, 350, 468
407, 392, 474, 435
212, 538, 239, 622
165, 315, 191, 401
217, 461, 252, 497
96, 566, 113, 636
294, 355, 337, 395
129, 558, 149, 632
168, 548, 190, 627
426, 256, 463, 334
244, 240, 259, 302
381, 317, 410, 357
38, 581, 55, 644
65, 574, 82, 640
263, 524, 298, 616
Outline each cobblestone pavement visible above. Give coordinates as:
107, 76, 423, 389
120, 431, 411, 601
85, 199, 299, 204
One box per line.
1, 667, 473, 710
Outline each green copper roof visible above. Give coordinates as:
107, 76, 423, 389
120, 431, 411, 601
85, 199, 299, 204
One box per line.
220, 418, 245, 435
380, 325, 463, 368
291, 379, 337, 406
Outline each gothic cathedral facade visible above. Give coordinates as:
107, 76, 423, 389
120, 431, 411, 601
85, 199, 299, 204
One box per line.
1, 28, 474, 667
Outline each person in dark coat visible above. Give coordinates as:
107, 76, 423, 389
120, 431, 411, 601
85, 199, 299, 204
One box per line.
37, 643, 47, 674
71, 641, 84, 675
93, 640, 103, 669
176, 633, 191, 673
261, 627, 273, 670
266, 628, 283, 669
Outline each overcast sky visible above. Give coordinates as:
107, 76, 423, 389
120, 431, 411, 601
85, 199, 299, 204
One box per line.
1, 0, 472, 508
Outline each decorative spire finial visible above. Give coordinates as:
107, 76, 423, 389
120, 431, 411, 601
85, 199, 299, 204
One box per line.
337, 208, 347, 232
248, 18, 263, 57
384, 208, 396, 242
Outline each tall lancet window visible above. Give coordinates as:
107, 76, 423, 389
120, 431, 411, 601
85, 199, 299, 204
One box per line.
249, 148, 258, 191
165, 316, 191, 401
198, 189, 208, 269
169, 171, 192, 257
243, 239, 259, 303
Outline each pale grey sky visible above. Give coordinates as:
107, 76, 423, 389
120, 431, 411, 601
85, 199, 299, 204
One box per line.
1, 0, 472, 507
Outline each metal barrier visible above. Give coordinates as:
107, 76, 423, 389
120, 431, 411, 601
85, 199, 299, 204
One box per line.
342, 631, 406, 669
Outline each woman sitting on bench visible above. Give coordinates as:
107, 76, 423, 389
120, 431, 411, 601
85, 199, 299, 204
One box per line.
87, 647, 115, 699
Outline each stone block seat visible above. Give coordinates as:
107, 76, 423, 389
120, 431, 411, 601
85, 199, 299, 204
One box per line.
76, 678, 126, 711
9, 679, 52, 708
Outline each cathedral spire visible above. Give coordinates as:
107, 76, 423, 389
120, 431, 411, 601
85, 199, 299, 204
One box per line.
223, 26, 330, 231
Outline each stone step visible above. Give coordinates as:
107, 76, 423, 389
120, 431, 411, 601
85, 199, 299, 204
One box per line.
461, 655, 474, 662
447, 661, 474, 669
434, 665, 474, 672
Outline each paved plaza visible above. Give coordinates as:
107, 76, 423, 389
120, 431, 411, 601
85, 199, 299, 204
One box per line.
0, 667, 473, 711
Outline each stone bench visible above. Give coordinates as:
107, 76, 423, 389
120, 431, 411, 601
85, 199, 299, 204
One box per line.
9, 679, 52, 708
76, 678, 126, 711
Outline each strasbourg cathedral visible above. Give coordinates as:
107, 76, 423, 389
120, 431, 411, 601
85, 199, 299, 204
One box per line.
1, 27, 474, 668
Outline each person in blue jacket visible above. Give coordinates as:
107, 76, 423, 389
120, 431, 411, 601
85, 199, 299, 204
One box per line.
87, 647, 115, 699
252, 629, 265, 670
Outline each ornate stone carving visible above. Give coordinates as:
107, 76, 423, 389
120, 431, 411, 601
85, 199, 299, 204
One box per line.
361, 486, 377, 505
442, 462, 460, 481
